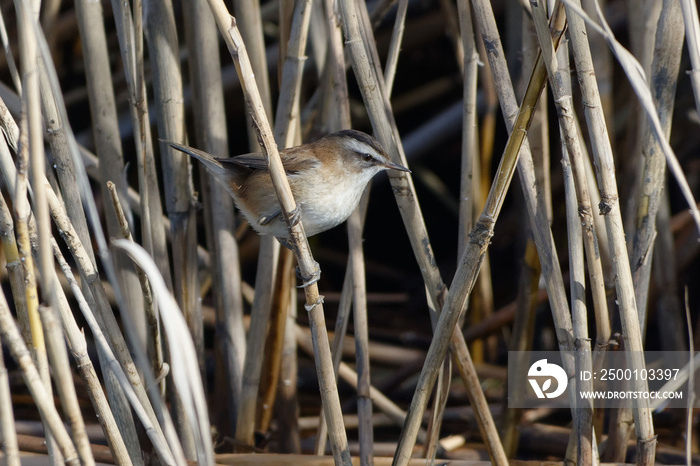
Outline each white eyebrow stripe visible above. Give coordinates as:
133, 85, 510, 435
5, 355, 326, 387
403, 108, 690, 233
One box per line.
344, 137, 378, 158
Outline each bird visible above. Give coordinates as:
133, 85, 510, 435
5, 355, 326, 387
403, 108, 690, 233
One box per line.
165, 130, 409, 248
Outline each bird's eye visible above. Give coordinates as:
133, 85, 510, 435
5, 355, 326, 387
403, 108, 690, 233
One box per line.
361, 153, 373, 162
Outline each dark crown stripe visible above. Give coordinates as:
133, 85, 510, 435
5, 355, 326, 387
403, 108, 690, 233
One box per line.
334, 129, 386, 156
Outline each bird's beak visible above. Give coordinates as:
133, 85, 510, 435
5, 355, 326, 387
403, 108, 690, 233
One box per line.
384, 160, 411, 173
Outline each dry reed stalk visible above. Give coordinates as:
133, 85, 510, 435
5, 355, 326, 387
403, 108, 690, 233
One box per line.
233, 0, 273, 146
28, 3, 148, 460
313, 0, 354, 454
53, 237, 180, 465
679, 0, 700, 119
531, 3, 620, 460
258, 248, 295, 434
38, 304, 96, 466
500, 12, 550, 455
144, 0, 199, 455
202, 2, 351, 463
0, 288, 79, 465
295, 325, 422, 437
181, 0, 245, 433
475, 33, 497, 205
0, 197, 21, 466
277, 268, 301, 453
14, 3, 61, 461
582, 0, 613, 132
0, 337, 18, 466
562, 135, 594, 466
0, 130, 131, 464
623, 0, 662, 243
8, 125, 39, 372
466, 10, 588, 459
0, 113, 169, 461
456, 0, 478, 257
0, 10, 20, 93
339, 1, 507, 463
384, 0, 408, 94
75, 0, 145, 342
458, 0, 496, 371
564, 2, 657, 463
109, 0, 172, 289
115, 240, 215, 465
107, 182, 163, 387
8, 6, 192, 462
237, 234, 279, 445
237, 0, 312, 447
468, 0, 575, 373
347, 205, 374, 466
394, 2, 570, 463
335, 4, 378, 462
233, 0, 280, 448
631, 0, 684, 332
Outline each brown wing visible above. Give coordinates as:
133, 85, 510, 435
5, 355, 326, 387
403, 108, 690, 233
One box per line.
221, 152, 320, 175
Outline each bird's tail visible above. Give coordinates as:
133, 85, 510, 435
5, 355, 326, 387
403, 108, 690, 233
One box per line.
163, 140, 242, 196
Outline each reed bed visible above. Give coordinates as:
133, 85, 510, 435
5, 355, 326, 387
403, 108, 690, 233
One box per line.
0, 0, 699, 465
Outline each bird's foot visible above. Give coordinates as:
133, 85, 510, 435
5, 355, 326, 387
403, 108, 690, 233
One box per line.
296, 261, 321, 288
287, 204, 302, 227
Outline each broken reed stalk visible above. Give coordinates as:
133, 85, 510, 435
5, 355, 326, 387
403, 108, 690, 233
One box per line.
563, 1, 656, 462
107, 181, 163, 391
203, 2, 351, 463
338, 1, 507, 464
181, 0, 245, 434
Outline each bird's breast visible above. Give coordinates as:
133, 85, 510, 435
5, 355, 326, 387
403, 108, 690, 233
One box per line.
295, 172, 367, 237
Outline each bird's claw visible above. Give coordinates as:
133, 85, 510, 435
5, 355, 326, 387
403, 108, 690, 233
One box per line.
287, 204, 302, 227
296, 261, 321, 288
